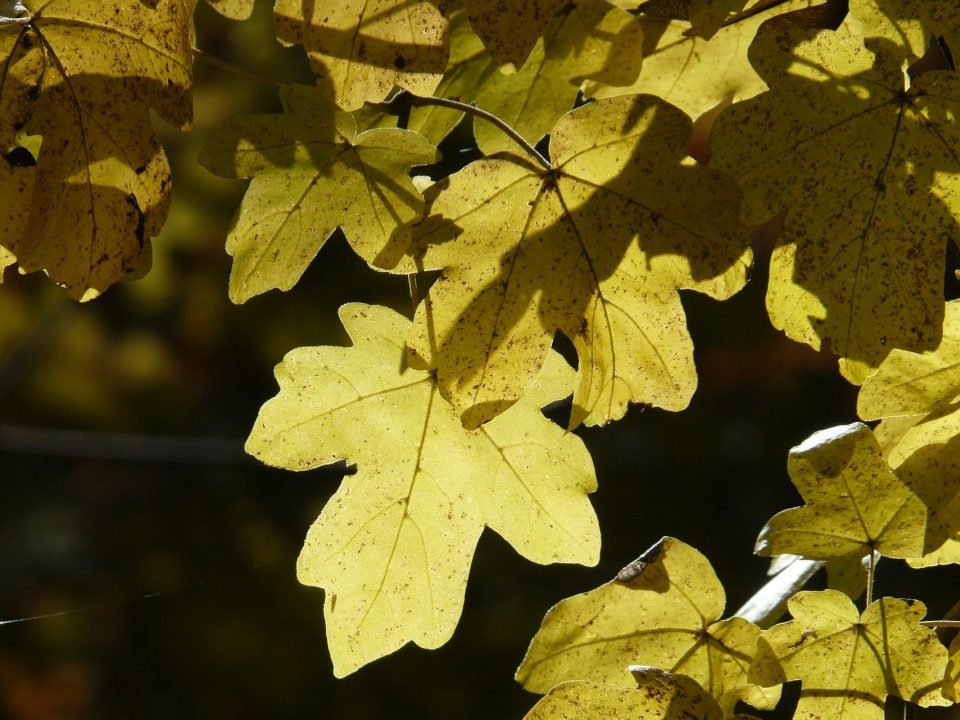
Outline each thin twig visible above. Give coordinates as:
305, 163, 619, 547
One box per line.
865, 550, 877, 607
371, 93, 552, 170
921, 620, 960, 628
192, 47, 291, 88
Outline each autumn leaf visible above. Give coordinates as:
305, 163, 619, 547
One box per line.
202, 0, 253, 20
0, 0, 192, 300
273, 0, 449, 110
402, 94, 749, 429
755, 423, 926, 561
0, 246, 14, 280
852, 0, 960, 59
945, 633, 960, 702
516, 537, 780, 716
584, 1, 815, 120
751, 590, 950, 720
711, 23, 958, 382
246, 303, 600, 676
464, 0, 566, 67
408, 0, 642, 156
198, 86, 438, 303
521, 672, 725, 720
858, 300, 960, 466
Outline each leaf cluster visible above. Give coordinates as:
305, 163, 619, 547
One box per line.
7, 1, 960, 719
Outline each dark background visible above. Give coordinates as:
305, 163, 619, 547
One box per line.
1, 3, 957, 718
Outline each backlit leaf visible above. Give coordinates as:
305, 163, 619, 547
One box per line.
402, 95, 749, 428
755, 423, 926, 561
246, 303, 600, 676
858, 300, 960, 466
203, 0, 253, 20
521, 672, 724, 720
408, 0, 642, 155
712, 23, 958, 382
198, 86, 438, 303
516, 537, 780, 715
584, 1, 814, 120
751, 590, 949, 720
464, 0, 566, 67
0, 0, 192, 299
0, 246, 14, 279
852, 0, 960, 59
274, 0, 449, 110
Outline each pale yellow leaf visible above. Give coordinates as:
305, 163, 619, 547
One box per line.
712, 23, 956, 381
522, 674, 724, 720
517, 537, 780, 715
464, 0, 566, 67
246, 303, 599, 675
199, 86, 438, 302
751, 590, 949, 720
755, 423, 926, 560
858, 300, 960, 465
402, 95, 749, 428
274, 0, 449, 110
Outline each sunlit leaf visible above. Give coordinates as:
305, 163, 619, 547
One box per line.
402, 95, 748, 429
755, 423, 926, 561
521, 672, 724, 720
517, 537, 780, 715
464, 0, 566, 67
246, 303, 600, 676
852, 0, 960, 59
203, 0, 253, 20
274, 0, 449, 110
584, 1, 815, 120
198, 86, 438, 302
751, 590, 950, 720
0, 0, 192, 299
712, 23, 958, 382
858, 300, 960, 465
408, 0, 642, 155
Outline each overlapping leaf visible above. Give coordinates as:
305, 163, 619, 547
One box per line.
464, 0, 566, 67
712, 24, 960, 382
755, 423, 926, 560
516, 537, 780, 716
858, 300, 960, 465
408, 0, 642, 155
584, 1, 815, 119
522, 672, 724, 720
751, 590, 950, 720
203, 0, 253, 20
198, 86, 438, 303
274, 0, 449, 110
852, 0, 960, 59
0, 0, 192, 299
401, 95, 749, 429
246, 303, 600, 676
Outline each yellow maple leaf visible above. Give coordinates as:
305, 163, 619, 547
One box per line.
521, 671, 725, 720
198, 86, 438, 303
516, 537, 780, 716
852, 0, 960, 59
246, 303, 600, 676
402, 94, 749, 429
464, 0, 566, 68
0, 0, 192, 300
751, 589, 949, 720
584, 1, 815, 120
711, 23, 958, 382
858, 300, 960, 466
408, 0, 642, 156
274, 0, 449, 110
755, 423, 926, 561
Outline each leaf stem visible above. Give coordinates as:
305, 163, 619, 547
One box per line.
372, 93, 553, 171
192, 47, 291, 88
920, 620, 960, 628
865, 550, 877, 606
